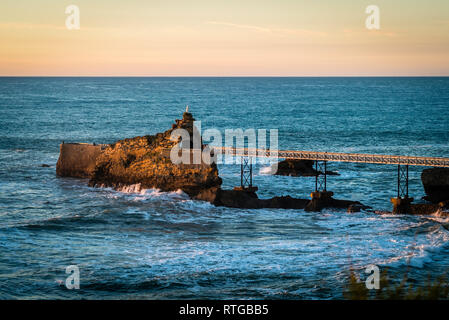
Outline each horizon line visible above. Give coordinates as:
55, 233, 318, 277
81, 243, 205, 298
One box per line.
1, 75, 449, 78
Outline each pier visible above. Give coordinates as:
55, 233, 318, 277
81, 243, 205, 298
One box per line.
214, 147, 449, 213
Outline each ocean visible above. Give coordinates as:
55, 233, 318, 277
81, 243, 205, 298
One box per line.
1, 77, 449, 299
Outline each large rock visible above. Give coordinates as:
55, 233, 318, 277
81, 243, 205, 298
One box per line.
376, 201, 449, 216
421, 168, 449, 203
57, 111, 366, 212
272, 159, 339, 176
211, 189, 310, 209
88, 112, 222, 197
56, 143, 104, 178
196, 187, 364, 211
408, 202, 447, 215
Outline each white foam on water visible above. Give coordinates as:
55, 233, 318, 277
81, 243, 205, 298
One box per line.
259, 166, 274, 175
427, 210, 449, 222
88, 182, 449, 282
118, 183, 144, 194
115, 184, 189, 201
377, 223, 449, 269
178, 198, 216, 211
312, 209, 449, 272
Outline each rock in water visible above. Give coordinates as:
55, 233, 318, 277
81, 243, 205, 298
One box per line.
56, 143, 104, 178
273, 159, 339, 176
421, 168, 449, 203
88, 112, 222, 197
58, 111, 366, 212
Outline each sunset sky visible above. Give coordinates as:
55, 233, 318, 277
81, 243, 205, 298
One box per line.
1, 0, 448, 76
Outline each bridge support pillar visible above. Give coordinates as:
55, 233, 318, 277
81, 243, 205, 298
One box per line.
390, 164, 414, 213
306, 191, 334, 211
305, 160, 334, 211
390, 196, 414, 214
234, 157, 258, 193
314, 160, 328, 192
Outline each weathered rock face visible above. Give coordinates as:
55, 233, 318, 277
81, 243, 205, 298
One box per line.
376, 201, 449, 216
196, 187, 365, 211
88, 112, 222, 197
57, 112, 366, 212
408, 203, 447, 215
305, 192, 369, 212
56, 143, 104, 178
209, 189, 308, 209
272, 159, 339, 176
421, 168, 449, 203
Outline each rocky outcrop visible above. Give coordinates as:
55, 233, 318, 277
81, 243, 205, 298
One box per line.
272, 159, 339, 176
57, 111, 366, 212
422, 168, 449, 203
305, 193, 369, 212
376, 201, 449, 216
195, 187, 365, 211
213, 190, 310, 209
56, 143, 105, 178
88, 112, 222, 198
408, 202, 449, 215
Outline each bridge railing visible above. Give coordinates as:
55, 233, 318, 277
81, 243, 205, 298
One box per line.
213, 147, 449, 167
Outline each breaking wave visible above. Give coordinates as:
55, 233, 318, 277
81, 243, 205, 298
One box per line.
115, 184, 189, 200
259, 166, 274, 175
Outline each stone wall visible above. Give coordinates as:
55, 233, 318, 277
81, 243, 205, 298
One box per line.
56, 143, 105, 178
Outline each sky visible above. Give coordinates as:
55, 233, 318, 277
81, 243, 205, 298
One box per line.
0, 0, 448, 76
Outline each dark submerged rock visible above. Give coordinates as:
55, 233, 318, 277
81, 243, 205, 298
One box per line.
196, 187, 365, 211
406, 201, 449, 215
421, 168, 449, 203
272, 159, 339, 176
375, 201, 449, 216
305, 194, 369, 212
347, 204, 364, 213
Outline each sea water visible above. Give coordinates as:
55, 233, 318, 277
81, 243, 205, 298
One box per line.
1, 77, 449, 299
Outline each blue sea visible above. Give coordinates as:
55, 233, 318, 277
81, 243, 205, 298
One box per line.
1, 77, 449, 299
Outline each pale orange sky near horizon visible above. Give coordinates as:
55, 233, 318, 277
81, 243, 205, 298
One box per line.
1, 0, 449, 76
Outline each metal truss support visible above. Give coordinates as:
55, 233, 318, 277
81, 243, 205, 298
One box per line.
240, 157, 253, 189
391, 164, 413, 214
215, 146, 449, 168
397, 164, 409, 199
315, 160, 328, 192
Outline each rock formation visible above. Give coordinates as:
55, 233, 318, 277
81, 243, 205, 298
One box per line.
88, 112, 222, 198
56, 143, 104, 178
195, 187, 310, 209
376, 201, 449, 216
408, 201, 449, 215
194, 186, 366, 211
57, 111, 366, 212
421, 168, 449, 203
272, 159, 339, 176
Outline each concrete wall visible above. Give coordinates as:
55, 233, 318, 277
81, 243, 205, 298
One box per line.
56, 143, 104, 178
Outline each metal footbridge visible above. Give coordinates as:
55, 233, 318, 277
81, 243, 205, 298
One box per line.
215, 147, 449, 168
213, 147, 449, 209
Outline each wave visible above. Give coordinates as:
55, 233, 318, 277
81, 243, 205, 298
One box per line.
429, 209, 449, 220
379, 223, 449, 269
3, 213, 109, 231
115, 184, 189, 200
259, 166, 274, 175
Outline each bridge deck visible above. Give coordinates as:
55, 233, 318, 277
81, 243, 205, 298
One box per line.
215, 147, 449, 168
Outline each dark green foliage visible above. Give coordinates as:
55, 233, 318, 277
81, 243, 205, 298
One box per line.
344, 267, 449, 300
